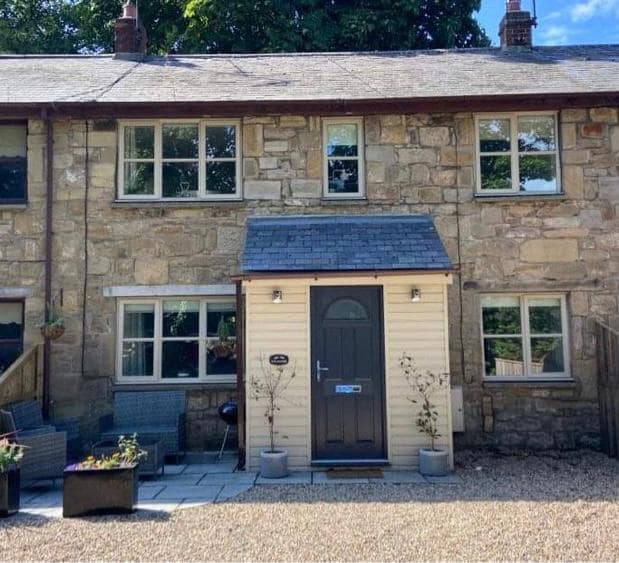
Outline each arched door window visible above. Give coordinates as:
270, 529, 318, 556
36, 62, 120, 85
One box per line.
324, 298, 369, 321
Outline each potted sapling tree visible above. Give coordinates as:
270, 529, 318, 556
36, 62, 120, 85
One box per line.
0, 433, 25, 518
400, 352, 450, 476
249, 357, 296, 479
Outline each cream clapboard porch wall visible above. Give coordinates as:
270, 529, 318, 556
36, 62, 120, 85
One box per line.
243, 274, 453, 471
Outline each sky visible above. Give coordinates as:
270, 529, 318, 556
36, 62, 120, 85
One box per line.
476, 0, 619, 46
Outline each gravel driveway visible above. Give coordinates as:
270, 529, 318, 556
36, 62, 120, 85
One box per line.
1, 450, 618, 562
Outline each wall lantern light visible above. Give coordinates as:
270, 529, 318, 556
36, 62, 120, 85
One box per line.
272, 289, 283, 304
411, 288, 422, 302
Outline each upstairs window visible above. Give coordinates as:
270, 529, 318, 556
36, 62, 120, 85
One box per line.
119, 120, 241, 200
323, 118, 365, 198
0, 302, 24, 373
475, 113, 560, 195
481, 294, 569, 380
0, 124, 27, 204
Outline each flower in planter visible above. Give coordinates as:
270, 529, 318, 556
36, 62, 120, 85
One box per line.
0, 433, 25, 473
39, 301, 65, 340
78, 434, 146, 470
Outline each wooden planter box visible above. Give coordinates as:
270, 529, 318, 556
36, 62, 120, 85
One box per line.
63, 464, 138, 518
0, 467, 20, 518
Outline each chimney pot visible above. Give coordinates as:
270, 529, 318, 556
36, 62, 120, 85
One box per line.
122, 1, 137, 19
507, 0, 521, 12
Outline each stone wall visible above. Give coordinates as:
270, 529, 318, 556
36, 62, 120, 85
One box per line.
1, 109, 617, 451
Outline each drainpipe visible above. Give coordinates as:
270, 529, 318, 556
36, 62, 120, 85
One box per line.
42, 108, 54, 418
235, 279, 246, 470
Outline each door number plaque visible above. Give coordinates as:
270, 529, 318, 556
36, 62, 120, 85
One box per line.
335, 385, 362, 394
269, 354, 289, 366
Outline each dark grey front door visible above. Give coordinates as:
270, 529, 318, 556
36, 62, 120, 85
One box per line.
311, 286, 386, 462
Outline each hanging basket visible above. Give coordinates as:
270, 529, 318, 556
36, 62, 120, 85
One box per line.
40, 324, 65, 341
211, 342, 236, 360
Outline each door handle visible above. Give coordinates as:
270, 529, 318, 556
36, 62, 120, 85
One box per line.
316, 360, 329, 382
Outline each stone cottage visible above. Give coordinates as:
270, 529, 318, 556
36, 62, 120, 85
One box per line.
0, 1, 618, 469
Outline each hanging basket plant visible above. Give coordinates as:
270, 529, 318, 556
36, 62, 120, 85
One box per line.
208, 317, 236, 359
39, 302, 65, 341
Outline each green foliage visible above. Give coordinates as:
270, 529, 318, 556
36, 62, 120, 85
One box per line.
0, 0, 489, 54
400, 353, 447, 451
0, 433, 25, 473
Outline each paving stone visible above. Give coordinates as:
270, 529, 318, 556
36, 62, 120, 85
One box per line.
157, 473, 203, 485
382, 471, 428, 484
198, 472, 257, 486
216, 484, 253, 502
256, 472, 312, 485
163, 464, 187, 475
202, 462, 239, 474
23, 491, 63, 508
138, 486, 164, 500
155, 485, 222, 501
137, 500, 182, 514
424, 473, 464, 485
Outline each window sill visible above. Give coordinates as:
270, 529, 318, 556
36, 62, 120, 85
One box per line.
474, 193, 565, 203
0, 203, 28, 210
113, 380, 236, 390
483, 378, 576, 389
112, 199, 244, 208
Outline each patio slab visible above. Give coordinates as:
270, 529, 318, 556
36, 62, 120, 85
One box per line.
198, 472, 258, 486
155, 485, 222, 502
424, 473, 464, 485
382, 471, 428, 484
216, 484, 254, 502
255, 471, 313, 485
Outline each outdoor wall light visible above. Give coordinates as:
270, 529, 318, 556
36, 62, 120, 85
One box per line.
411, 288, 422, 302
272, 289, 283, 304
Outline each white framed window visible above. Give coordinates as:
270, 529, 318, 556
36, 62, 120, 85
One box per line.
480, 294, 570, 380
117, 298, 237, 383
118, 120, 242, 200
475, 112, 561, 195
322, 117, 365, 198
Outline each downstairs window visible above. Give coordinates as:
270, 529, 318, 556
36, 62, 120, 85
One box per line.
0, 301, 24, 373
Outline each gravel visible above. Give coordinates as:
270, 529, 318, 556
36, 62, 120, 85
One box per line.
1, 450, 618, 562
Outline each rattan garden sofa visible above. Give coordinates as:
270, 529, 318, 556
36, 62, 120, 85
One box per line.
99, 390, 186, 462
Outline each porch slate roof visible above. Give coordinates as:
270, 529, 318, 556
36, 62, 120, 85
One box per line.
241, 215, 452, 273
1, 45, 619, 105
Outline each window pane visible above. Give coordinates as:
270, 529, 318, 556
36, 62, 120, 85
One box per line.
518, 116, 556, 152
122, 341, 154, 376
0, 125, 27, 158
163, 301, 199, 337
479, 119, 511, 152
207, 303, 236, 338
123, 304, 154, 338
519, 155, 557, 192
0, 342, 22, 373
124, 162, 154, 195
484, 338, 524, 377
206, 161, 237, 195
531, 337, 565, 373
0, 160, 27, 201
207, 349, 236, 376
328, 160, 359, 194
124, 126, 154, 159
0, 302, 22, 340
162, 124, 198, 159
480, 155, 511, 191
327, 124, 358, 157
207, 126, 236, 159
529, 298, 563, 334
482, 296, 521, 335
325, 298, 369, 320
162, 162, 199, 198
162, 341, 199, 379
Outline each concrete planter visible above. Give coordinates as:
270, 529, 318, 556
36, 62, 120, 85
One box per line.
419, 448, 449, 476
260, 450, 288, 479
0, 467, 20, 518
63, 464, 138, 517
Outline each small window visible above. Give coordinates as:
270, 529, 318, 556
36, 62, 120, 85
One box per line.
0, 124, 27, 204
0, 301, 24, 373
119, 120, 241, 201
325, 298, 369, 320
117, 299, 236, 383
476, 113, 560, 195
481, 294, 569, 380
323, 118, 365, 198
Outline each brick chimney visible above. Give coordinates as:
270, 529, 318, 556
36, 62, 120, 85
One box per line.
114, 1, 147, 57
499, 0, 535, 50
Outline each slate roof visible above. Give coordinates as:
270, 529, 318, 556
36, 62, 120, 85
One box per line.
241, 215, 452, 274
1, 45, 619, 105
